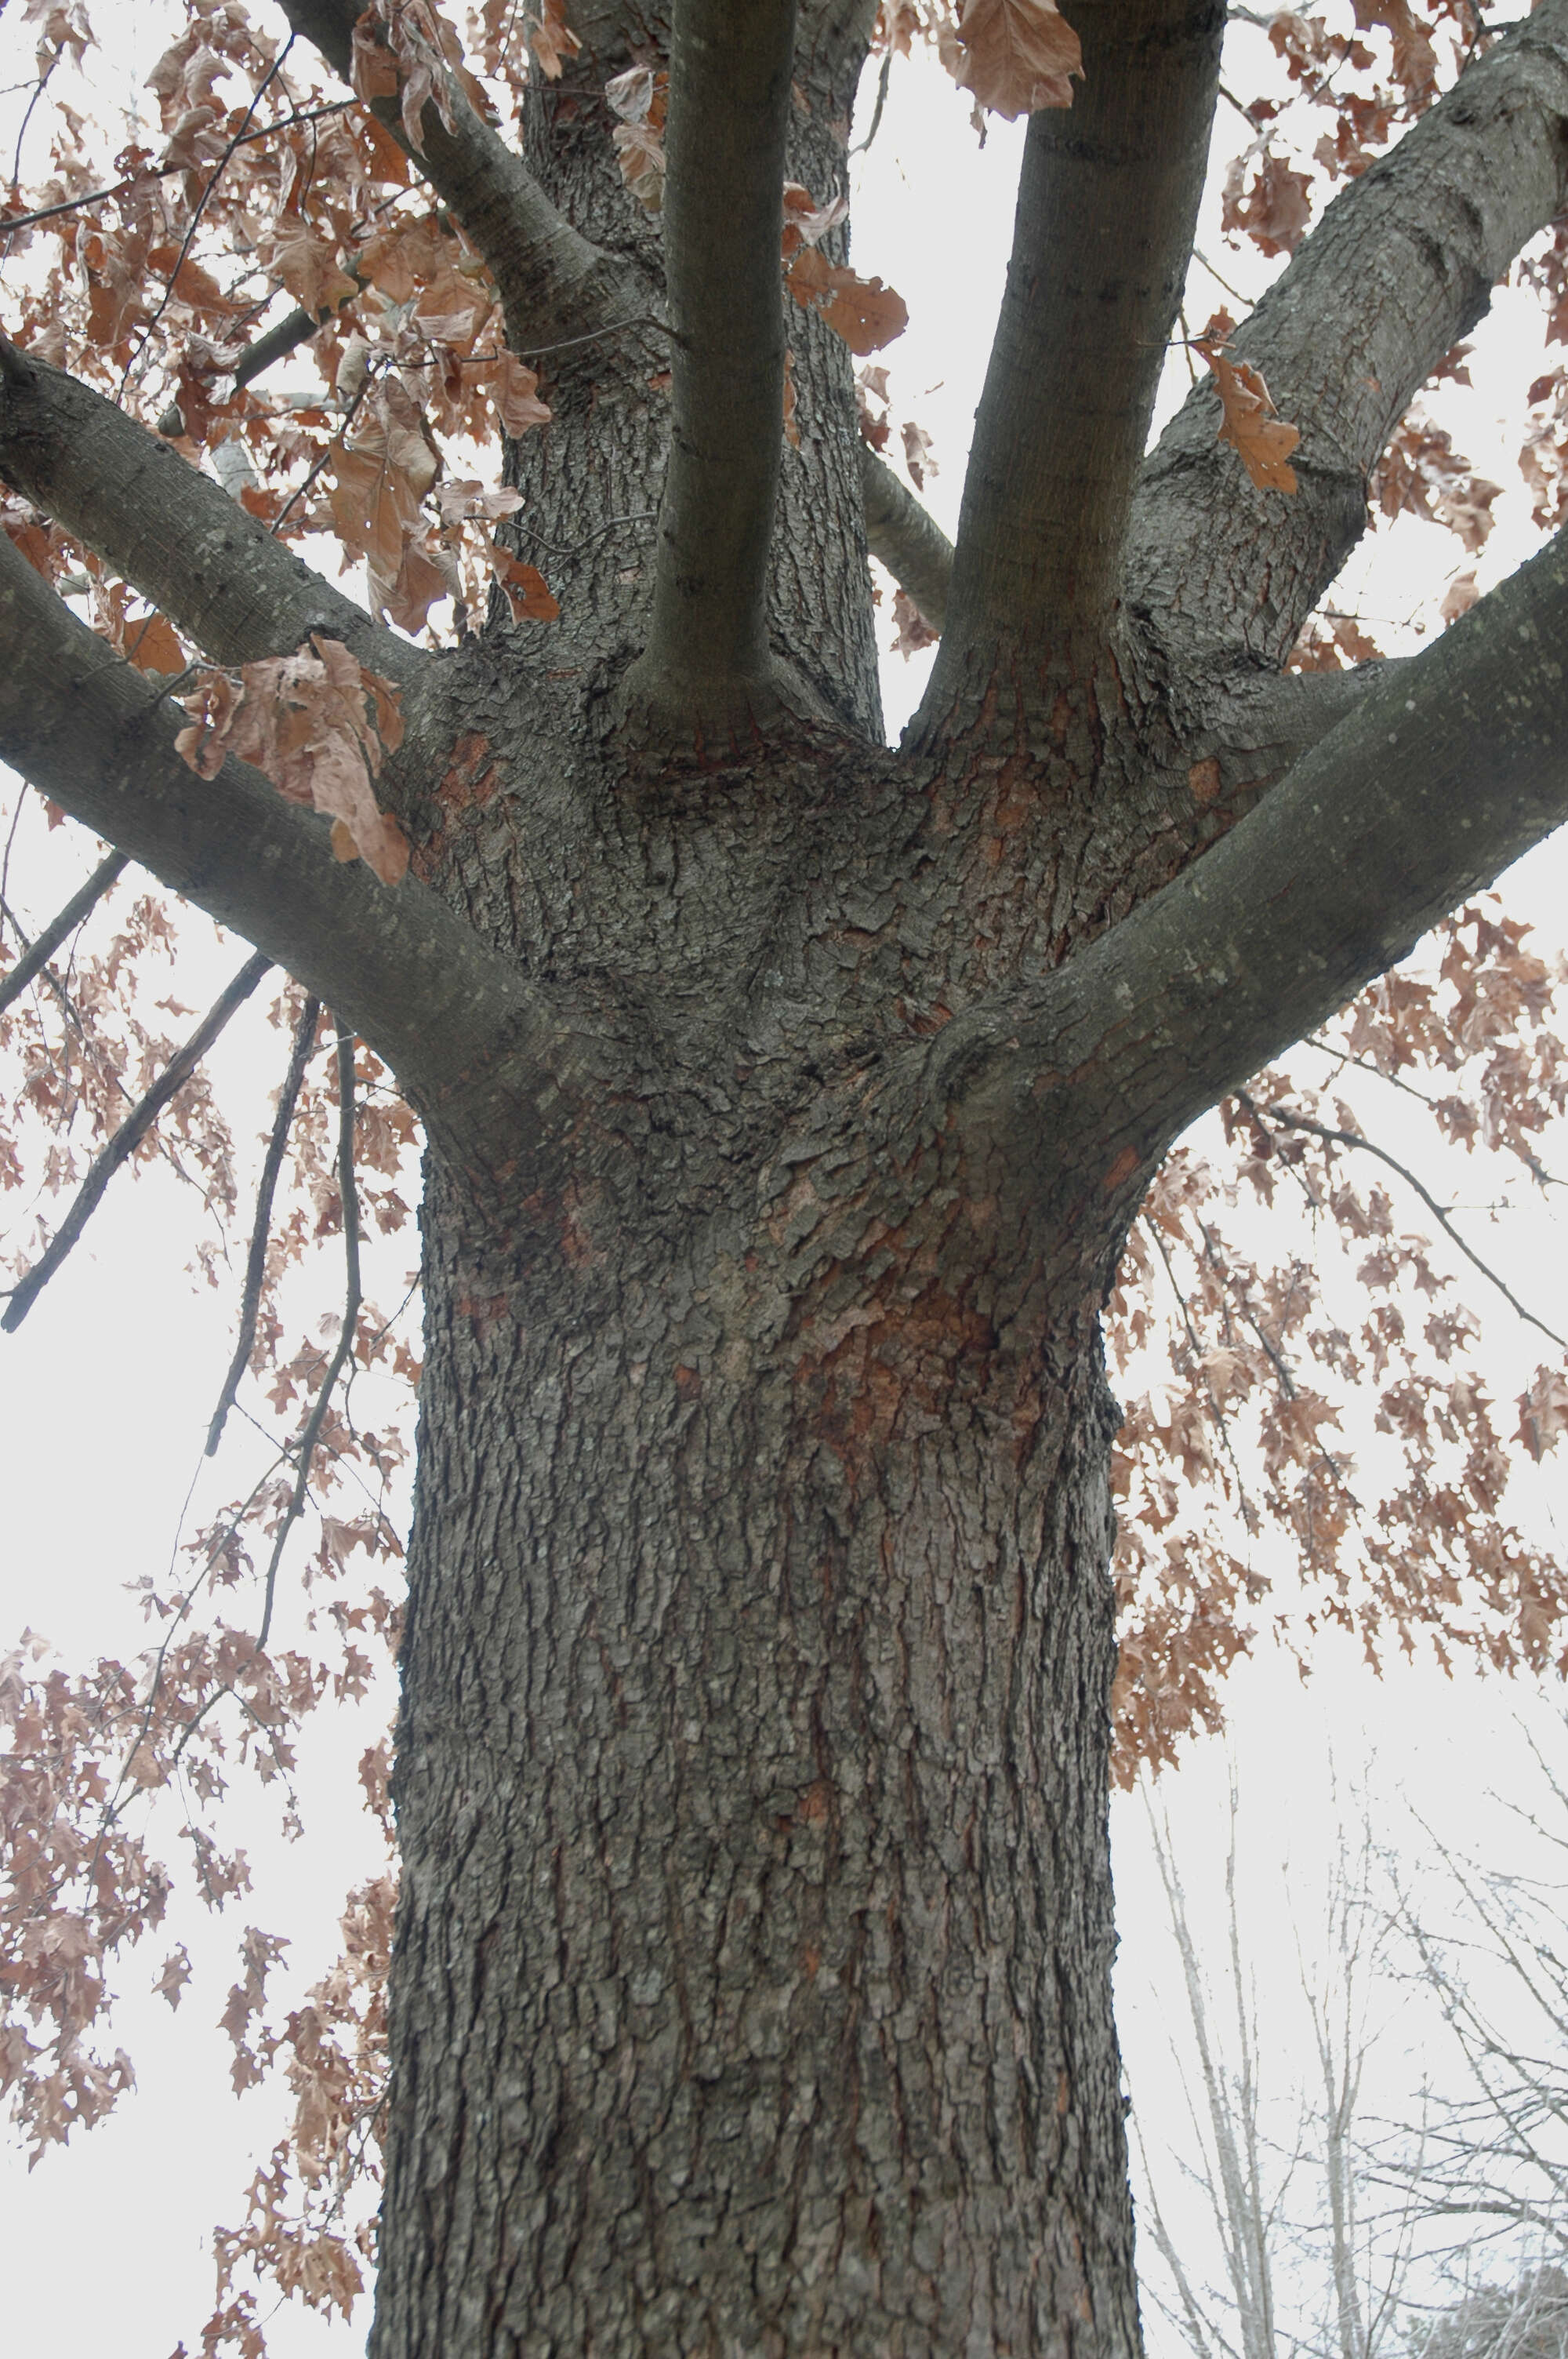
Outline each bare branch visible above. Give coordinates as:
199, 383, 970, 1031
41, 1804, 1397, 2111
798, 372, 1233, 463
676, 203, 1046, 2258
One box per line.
2, 949, 272, 1333
1127, 0, 1568, 678
625, 0, 809, 735
920, 0, 1224, 719
931, 518, 1568, 1218
1236, 1093, 1568, 1354
205, 993, 322, 1456
0, 848, 126, 1016
0, 529, 593, 1176
0, 348, 422, 682
859, 443, 952, 634
277, 0, 645, 359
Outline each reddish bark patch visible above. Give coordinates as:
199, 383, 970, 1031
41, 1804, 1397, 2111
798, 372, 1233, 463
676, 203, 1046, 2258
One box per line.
1188, 755, 1221, 805
1102, 1143, 1140, 1191
437, 732, 499, 814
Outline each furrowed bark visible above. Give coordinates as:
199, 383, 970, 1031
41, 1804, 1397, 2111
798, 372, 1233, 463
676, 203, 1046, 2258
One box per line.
278, 0, 644, 358
921, 0, 1224, 718
0, 349, 423, 685
939, 522, 1568, 1216
1127, 0, 1568, 677
624, 0, 808, 736
859, 442, 953, 633
0, 533, 587, 1174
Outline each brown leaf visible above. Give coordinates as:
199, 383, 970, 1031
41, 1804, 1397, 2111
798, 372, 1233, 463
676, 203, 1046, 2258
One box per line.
892, 587, 938, 657
1197, 342, 1301, 494
1221, 150, 1312, 258
786, 247, 908, 355
490, 354, 552, 438
530, 0, 581, 78
1439, 571, 1480, 627
125, 613, 187, 676
488, 548, 561, 622
948, 0, 1082, 121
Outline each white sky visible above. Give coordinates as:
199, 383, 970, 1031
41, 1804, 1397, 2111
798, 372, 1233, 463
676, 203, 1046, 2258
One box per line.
1, 13, 1566, 2358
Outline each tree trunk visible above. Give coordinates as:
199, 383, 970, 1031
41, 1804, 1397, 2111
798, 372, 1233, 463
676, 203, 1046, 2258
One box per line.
376, 1147, 1138, 2357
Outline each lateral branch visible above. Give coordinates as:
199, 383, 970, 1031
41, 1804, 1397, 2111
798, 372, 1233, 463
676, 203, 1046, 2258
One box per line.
0, 849, 127, 1017
1236, 1092, 1567, 1354
0, 346, 423, 683
935, 515, 1568, 1227
859, 445, 953, 634
1127, 0, 1568, 674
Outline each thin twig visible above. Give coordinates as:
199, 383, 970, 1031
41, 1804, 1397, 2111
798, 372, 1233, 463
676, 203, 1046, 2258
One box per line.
1238, 1092, 1568, 1353
206, 992, 321, 1456
122, 38, 296, 400
269, 366, 376, 536
0, 849, 126, 1016
1, 950, 271, 1332
0, 102, 357, 240
851, 47, 894, 156
255, 1023, 361, 1652
506, 507, 657, 562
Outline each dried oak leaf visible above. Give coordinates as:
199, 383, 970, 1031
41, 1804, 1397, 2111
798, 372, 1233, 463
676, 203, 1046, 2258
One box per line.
607, 67, 668, 213
175, 637, 409, 885
781, 180, 849, 260
488, 548, 561, 622
892, 587, 938, 658
1221, 149, 1312, 258
489, 354, 552, 438
786, 247, 908, 355
1350, 0, 1436, 102
948, 0, 1082, 120
1196, 341, 1300, 494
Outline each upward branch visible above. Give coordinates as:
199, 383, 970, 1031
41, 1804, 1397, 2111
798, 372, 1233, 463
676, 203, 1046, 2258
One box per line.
1128, 0, 1568, 678
0, 531, 586, 1179
921, 0, 1224, 720
624, 0, 807, 738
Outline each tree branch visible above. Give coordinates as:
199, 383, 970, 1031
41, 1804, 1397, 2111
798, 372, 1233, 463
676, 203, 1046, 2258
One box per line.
0, 530, 588, 1174
277, 0, 644, 359
859, 443, 952, 633
921, 0, 1224, 714
0, 848, 126, 1016
931, 521, 1568, 1227
1127, 0, 1568, 678
1236, 1092, 1568, 1354
2, 950, 272, 1332
0, 347, 423, 684
624, 0, 806, 734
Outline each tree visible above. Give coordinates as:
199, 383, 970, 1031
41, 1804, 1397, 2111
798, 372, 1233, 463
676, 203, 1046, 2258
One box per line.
5, 0, 1568, 2351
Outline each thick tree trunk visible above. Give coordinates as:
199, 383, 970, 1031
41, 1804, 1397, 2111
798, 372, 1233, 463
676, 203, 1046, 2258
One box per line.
376, 1149, 1138, 2357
